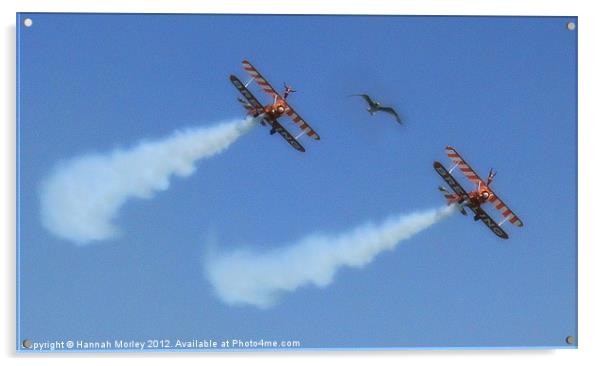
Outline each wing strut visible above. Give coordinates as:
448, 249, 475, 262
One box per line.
295, 130, 307, 140
448, 162, 459, 173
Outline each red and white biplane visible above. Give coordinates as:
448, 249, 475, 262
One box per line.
230, 60, 320, 152
434, 146, 523, 239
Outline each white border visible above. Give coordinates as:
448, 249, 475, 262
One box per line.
2, 0, 600, 365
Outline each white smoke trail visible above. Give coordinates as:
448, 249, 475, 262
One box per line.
205, 205, 455, 308
40, 118, 255, 244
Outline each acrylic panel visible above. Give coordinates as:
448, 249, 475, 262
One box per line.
16, 13, 577, 352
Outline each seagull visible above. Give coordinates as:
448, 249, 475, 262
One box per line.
350, 94, 402, 124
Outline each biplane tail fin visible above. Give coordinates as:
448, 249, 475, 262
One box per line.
237, 98, 256, 114
438, 185, 465, 212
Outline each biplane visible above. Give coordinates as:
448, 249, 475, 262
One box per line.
230, 60, 320, 152
434, 146, 523, 239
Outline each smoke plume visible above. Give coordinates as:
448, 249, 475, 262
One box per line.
205, 205, 455, 308
40, 118, 255, 244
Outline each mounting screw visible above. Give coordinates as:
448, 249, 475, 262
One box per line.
23, 18, 33, 27
566, 22, 576, 31
22, 339, 32, 349
565, 335, 575, 345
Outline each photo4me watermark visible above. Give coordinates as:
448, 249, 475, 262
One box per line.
21, 338, 302, 351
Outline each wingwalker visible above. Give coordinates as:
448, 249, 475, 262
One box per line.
230, 60, 320, 152
434, 146, 524, 239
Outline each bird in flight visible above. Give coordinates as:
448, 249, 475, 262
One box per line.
350, 94, 402, 124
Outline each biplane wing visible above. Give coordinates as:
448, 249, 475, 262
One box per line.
472, 207, 509, 239
434, 161, 509, 239
270, 120, 306, 152
445, 146, 485, 186
242, 60, 279, 98
242, 60, 320, 140
434, 161, 470, 201
445, 146, 523, 227
230, 75, 305, 152
230, 75, 263, 111
284, 104, 320, 140
487, 192, 524, 227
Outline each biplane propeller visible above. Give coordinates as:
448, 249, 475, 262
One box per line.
434, 146, 523, 239
230, 60, 320, 152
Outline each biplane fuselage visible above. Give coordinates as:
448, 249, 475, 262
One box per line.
253, 99, 288, 121
242, 99, 288, 123
445, 187, 493, 209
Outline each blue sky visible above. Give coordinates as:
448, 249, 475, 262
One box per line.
17, 14, 576, 349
